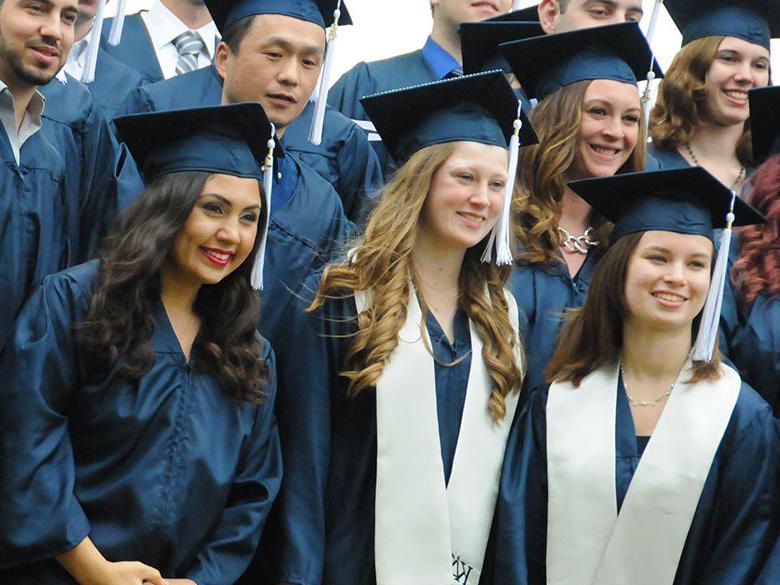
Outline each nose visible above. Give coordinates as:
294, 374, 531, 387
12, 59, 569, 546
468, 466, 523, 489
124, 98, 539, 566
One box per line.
277, 57, 299, 87
216, 219, 241, 245
733, 61, 754, 85
470, 180, 491, 208
662, 261, 687, 286
40, 12, 65, 42
601, 115, 623, 140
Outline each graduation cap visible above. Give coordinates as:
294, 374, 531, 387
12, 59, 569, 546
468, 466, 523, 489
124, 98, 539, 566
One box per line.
460, 20, 544, 75
749, 86, 780, 163
114, 103, 280, 290
507, 3, 539, 20
568, 166, 766, 361
499, 21, 662, 100
664, 0, 780, 50
361, 71, 538, 265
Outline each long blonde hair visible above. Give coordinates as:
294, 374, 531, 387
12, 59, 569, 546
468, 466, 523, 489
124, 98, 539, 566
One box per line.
514, 79, 647, 264
309, 142, 524, 422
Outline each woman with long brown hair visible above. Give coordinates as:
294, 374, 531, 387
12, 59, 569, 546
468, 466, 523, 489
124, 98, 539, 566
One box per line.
497, 22, 657, 390
491, 167, 778, 585
0, 104, 282, 585
730, 86, 780, 414
267, 72, 530, 585
648, 1, 775, 189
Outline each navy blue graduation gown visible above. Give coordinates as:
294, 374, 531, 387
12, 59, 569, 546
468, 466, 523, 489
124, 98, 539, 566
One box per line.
89, 47, 145, 117
489, 379, 780, 585
328, 49, 438, 173
265, 270, 482, 585
0, 125, 69, 351
730, 293, 780, 415
100, 13, 163, 83
283, 101, 383, 221
508, 252, 598, 392
0, 262, 283, 584
39, 72, 145, 226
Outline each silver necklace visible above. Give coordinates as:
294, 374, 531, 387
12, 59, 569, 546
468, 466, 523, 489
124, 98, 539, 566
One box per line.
620, 365, 674, 408
558, 226, 599, 254
684, 143, 745, 190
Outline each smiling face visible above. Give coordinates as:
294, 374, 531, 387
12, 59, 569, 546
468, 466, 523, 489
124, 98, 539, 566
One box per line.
215, 14, 325, 134
624, 230, 713, 335
0, 0, 77, 90
164, 173, 262, 289
539, 0, 643, 34
702, 36, 770, 127
417, 141, 508, 253
567, 79, 641, 180
431, 0, 513, 28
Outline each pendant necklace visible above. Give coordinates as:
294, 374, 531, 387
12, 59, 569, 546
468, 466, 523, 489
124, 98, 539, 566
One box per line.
620, 364, 674, 408
684, 143, 745, 190
558, 226, 599, 254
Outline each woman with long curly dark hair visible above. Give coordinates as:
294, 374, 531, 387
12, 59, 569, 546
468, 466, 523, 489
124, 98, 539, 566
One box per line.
491, 167, 778, 585
0, 104, 282, 585
648, 2, 774, 187
730, 87, 780, 414
266, 72, 528, 585
497, 22, 655, 391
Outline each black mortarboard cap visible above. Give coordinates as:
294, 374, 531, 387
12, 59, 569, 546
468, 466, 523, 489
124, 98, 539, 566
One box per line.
499, 21, 662, 100
664, 0, 779, 50
568, 167, 766, 243
360, 71, 537, 164
460, 20, 544, 74
115, 103, 278, 183
749, 86, 780, 163
206, 0, 351, 32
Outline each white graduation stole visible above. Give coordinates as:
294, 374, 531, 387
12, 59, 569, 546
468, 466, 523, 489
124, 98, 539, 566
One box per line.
354, 287, 522, 585
546, 360, 741, 585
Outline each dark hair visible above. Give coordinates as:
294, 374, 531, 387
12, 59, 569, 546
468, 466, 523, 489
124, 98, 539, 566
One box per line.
78, 171, 270, 403
222, 15, 258, 53
545, 232, 721, 386
732, 154, 780, 308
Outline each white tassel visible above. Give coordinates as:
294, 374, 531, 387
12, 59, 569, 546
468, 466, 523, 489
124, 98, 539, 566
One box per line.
252, 125, 276, 291
482, 106, 521, 265
308, 3, 341, 145
81, 0, 106, 84
691, 192, 736, 362
107, 0, 129, 46
511, 0, 523, 10
641, 0, 663, 126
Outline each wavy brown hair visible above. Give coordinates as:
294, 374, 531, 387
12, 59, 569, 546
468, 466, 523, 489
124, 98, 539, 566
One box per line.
732, 154, 780, 308
514, 79, 646, 264
78, 171, 270, 403
546, 232, 721, 386
649, 36, 754, 164
309, 142, 524, 422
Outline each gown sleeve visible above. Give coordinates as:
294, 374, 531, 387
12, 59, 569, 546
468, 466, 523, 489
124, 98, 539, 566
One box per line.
114, 85, 155, 118
270, 272, 352, 585
185, 343, 284, 585
336, 119, 384, 221
0, 270, 93, 567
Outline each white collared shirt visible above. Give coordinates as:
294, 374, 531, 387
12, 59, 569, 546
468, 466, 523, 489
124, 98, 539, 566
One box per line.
141, 0, 220, 79
0, 80, 45, 165
62, 35, 89, 83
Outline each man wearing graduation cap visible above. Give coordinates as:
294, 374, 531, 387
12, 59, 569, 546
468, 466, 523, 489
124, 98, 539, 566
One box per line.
327, 0, 515, 173
56, 0, 143, 116
0, 0, 143, 352
519, 0, 644, 33
116, 0, 382, 222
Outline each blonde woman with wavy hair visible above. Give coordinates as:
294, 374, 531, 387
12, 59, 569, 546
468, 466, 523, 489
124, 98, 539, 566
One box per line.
648, 1, 774, 187
265, 71, 530, 585
498, 22, 655, 390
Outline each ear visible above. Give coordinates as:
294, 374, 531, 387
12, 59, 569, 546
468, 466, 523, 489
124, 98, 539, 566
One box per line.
214, 42, 230, 82
538, 0, 560, 34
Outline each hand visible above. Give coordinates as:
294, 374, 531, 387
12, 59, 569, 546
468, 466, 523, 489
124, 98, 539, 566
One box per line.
164, 580, 197, 585
87, 561, 168, 585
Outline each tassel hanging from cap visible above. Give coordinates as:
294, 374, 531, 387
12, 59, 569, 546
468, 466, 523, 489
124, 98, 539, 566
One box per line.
252, 124, 276, 291
691, 191, 736, 362
641, 0, 663, 124
81, 0, 106, 84
107, 0, 129, 46
481, 103, 522, 265
308, 1, 342, 146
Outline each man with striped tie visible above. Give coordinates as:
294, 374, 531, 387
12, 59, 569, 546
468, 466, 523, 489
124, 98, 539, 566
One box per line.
101, 0, 218, 83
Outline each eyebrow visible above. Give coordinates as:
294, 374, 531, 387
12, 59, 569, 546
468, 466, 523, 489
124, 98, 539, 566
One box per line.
645, 245, 710, 259
200, 193, 261, 211
259, 36, 324, 56
583, 0, 644, 15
